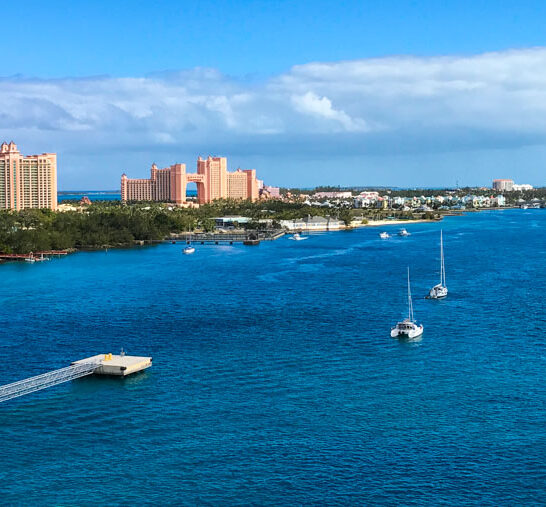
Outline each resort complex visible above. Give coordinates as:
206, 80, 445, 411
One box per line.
121, 156, 261, 205
0, 142, 57, 211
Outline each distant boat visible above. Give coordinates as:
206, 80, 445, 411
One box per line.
427, 230, 448, 299
521, 204, 528, 209
290, 233, 308, 241
398, 228, 411, 237
183, 233, 195, 254
391, 268, 424, 339
379, 232, 390, 239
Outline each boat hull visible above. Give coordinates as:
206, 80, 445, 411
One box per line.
391, 324, 423, 339
426, 285, 448, 299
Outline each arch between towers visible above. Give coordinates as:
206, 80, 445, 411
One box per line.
186, 173, 206, 204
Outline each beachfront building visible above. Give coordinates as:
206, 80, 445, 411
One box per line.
121, 156, 260, 205
0, 142, 57, 211
279, 216, 344, 231
512, 183, 534, 191
492, 179, 514, 191
313, 191, 353, 199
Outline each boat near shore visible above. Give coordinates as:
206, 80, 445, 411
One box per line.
289, 233, 308, 241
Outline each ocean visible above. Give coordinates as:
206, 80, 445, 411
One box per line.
58, 190, 198, 202
0, 209, 544, 504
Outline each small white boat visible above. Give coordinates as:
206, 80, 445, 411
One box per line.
427, 230, 448, 299
379, 232, 390, 239
25, 257, 36, 263
521, 204, 528, 209
398, 228, 411, 237
183, 232, 196, 254
290, 233, 308, 241
391, 268, 424, 339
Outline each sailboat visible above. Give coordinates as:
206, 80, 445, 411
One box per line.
183, 231, 195, 255
391, 267, 424, 339
427, 230, 448, 299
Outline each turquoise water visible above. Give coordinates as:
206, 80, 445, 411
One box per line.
0, 209, 544, 505
58, 189, 198, 201
58, 191, 121, 201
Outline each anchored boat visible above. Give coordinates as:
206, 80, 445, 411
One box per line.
391, 267, 424, 339
427, 230, 448, 299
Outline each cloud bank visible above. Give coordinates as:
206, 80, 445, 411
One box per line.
2, 48, 546, 186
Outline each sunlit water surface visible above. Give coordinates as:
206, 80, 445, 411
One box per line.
0, 209, 544, 505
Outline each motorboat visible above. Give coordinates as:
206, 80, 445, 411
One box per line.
398, 228, 411, 237
391, 268, 424, 339
427, 230, 448, 299
290, 233, 308, 241
379, 232, 390, 239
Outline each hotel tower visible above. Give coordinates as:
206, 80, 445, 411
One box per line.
0, 142, 58, 211
122, 156, 260, 205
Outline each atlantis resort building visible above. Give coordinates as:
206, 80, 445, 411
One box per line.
121, 156, 260, 205
0, 142, 57, 211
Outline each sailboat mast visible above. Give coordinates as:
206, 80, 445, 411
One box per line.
440, 230, 443, 285
440, 230, 446, 287
407, 267, 414, 322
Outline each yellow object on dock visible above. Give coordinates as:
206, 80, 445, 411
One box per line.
72, 354, 152, 376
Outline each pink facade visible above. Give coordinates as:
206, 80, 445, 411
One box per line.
0, 142, 57, 211
122, 156, 260, 204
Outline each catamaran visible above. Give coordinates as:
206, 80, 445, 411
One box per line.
391, 268, 424, 339
427, 230, 448, 299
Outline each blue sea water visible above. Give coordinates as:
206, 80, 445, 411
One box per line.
0, 209, 544, 505
58, 191, 121, 201
58, 189, 198, 202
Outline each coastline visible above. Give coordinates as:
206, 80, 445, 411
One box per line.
361, 218, 440, 228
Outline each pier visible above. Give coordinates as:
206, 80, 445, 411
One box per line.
170, 231, 285, 245
0, 250, 68, 262
0, 353, 152, 403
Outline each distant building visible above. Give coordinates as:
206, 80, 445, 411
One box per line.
512, 183, 534, 191
0, 142, 57, 211
121, 156, 260, 205
313, 191, 353, 199
279, 215, 344, 231
261, 185, 281, 199
492, 179, 514, 191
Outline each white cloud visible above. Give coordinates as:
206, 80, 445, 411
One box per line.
2, 48, 546, 185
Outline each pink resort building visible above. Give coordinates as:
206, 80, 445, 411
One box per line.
0, 142, 58, 211
121, 156, 260, 205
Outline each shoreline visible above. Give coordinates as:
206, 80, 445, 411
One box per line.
0, 207, 531, 263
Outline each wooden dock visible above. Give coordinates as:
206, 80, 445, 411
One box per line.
0, 250, 69, 262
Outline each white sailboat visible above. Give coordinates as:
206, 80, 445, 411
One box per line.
391, 268, 424, 339
183, 232, 195, 255
427, 230, 447, 299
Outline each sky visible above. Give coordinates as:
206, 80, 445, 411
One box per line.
3, 0, 546, 189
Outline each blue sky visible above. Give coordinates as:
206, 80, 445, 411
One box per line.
3, 0, 546, 189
